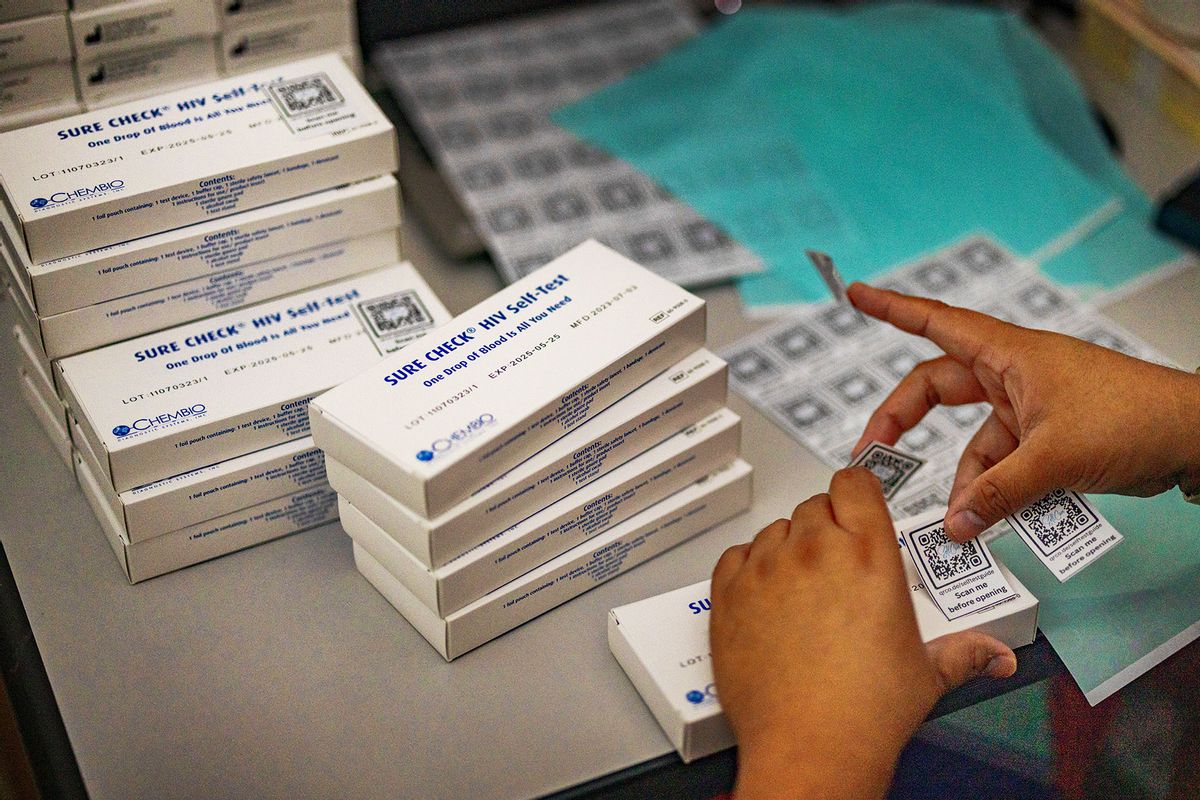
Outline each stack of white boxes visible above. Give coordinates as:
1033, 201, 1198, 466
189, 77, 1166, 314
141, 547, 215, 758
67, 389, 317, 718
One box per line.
0, 0, 78, 130
217, 0, 359, 78
0, 54, 443, 582
0, 0, 359, 130
70, 0, 223, 107
309, 240, 754, 660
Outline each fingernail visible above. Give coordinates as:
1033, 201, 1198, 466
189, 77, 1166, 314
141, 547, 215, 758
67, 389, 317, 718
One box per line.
947, 509, 986, 539
985, 655, 1013, 679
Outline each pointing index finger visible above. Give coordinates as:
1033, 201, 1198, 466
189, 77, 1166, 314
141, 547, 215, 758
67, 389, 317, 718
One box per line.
847, 283, 1002, 368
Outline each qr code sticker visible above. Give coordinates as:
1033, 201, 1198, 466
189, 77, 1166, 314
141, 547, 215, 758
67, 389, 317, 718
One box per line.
851, 442, 924, 499
1017, 284, 1065, 318
877, 345, 925, 380
899, 424, 946, 454
776, 394, 835, 431
945, 403, 988, 429
770, 324, 826, 362
358, 291, 434, 342
1079, 327, 1135, 356
900, 488, 948, 517
269, 73, 344, 117
957, 240, 1007, 274
727, 348, 780, 385
1010, 489, 1100, 556
819, 304, 868, 337
913, 522, 991, 589
912, 260, 961, 294
829, 371, 881, 406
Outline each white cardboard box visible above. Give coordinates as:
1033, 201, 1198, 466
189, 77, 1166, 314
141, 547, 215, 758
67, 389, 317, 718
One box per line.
18, 369, 71, 467
0, 12, 70, 71
0, 59, 76, 113
75, 446, 339, 583
311, 240, 707, 519
69, 0, 218, 60
343, 408, 742, 617
219, 9, 354, 74
2, 53, 395, 263
34, 227, 402, 358
10, 173, 400, 317
12, 322, 55, 400
353, 458, 753, 661
5, 272, 58, 394
75, 422, 326, 543
607, 539, 1040, 763
57, 262, 451, 492
76, 35, 218, 111
217, 0, 345, 26
325, 348, 729, 567
5, 276, 42, 363
0, 0, 66, 24
68, 0, 131, 12
0, 97, 80, 132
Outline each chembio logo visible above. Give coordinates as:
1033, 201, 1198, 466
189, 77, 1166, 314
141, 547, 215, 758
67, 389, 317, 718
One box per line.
415, 413, 496, 461
112, 403, 207, 437
31, 179, 127, 209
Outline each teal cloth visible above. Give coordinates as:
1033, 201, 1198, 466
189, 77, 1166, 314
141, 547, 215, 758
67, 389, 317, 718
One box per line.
553, 4, 1178, 306
992, 491, 1200, 703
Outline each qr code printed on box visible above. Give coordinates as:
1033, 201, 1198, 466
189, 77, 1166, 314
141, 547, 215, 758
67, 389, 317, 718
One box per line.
358, 290, 434, 346
851, 442, 923, 499
912, 521, 990, 589
1010, 489, 1099, 556
269, 72, 345, 117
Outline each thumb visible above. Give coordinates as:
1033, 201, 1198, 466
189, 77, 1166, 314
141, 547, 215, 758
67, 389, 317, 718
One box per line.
945, 443, 1058, 542
925, 631, 1017, 694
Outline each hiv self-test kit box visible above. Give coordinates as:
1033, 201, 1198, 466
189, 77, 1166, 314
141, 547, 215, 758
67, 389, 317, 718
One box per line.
343, 408, 741, 617
76, 448, 339, 582
311, 240, 707, 519
75, 423, 326, 543
57, 263, 451, 492
76, 36, 218, 108
33, 228, 401, 358
219, 10, 355, 74
352, 459, 753, 661
15, 336, 70, 457
10, 174, 400, 317
6, 279, 43, 369
325, 348, 729, 567
69, 0, 219, 60
0, 0, 66, 23
608, 535, 1039, 763
0, 60, 77, 113
13, 323, 56, 403
14, 324, 71, 455
0, 53, 396, 263
19, 371, 71, 467
218, 0, 341, 26
0, 13, 70, 71
1, 98, 81, 133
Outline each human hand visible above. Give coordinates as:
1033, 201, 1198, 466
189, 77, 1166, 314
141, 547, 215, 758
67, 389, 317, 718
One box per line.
848, 283, 1200, 542
711, 468, 1017, 800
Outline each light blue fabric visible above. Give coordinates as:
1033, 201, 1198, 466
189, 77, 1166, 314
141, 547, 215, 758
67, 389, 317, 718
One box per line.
553, 4, 1178, 306
992, 491, 1200, 702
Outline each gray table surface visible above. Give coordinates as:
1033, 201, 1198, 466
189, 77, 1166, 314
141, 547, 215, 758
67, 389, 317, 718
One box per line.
3, 20, 1200, 800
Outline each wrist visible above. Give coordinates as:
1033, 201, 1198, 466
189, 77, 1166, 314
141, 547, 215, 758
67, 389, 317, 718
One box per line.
734, 736, 894, 800
1175, 371, 1200, 499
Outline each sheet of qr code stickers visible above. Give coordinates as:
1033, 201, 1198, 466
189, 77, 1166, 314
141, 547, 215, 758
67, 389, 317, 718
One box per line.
373, 0, 764, 287
721, 235, 1174, 530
